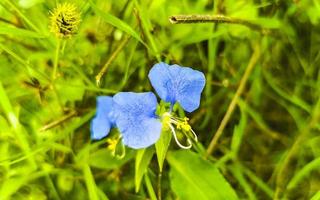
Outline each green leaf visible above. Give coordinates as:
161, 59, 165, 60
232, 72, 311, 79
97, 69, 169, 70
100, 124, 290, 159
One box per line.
0, 26, 45, 38
167, 150, 239, 200
135, 148, 155, 192
155, 130, 172, 172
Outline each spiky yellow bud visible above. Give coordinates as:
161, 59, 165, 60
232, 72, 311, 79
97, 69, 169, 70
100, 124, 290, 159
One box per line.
49, 3, 81, 38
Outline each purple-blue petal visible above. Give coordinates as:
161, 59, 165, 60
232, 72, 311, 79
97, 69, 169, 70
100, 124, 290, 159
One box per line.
113, 92, 162, 149
148, 62, 206, 112
90, 96, 114, 140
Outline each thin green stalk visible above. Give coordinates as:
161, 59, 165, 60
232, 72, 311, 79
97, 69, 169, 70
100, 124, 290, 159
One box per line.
52, 39, 61, 81
144, 172, 157, 200
158, 172, 162, 200
61, 39, 67, 54
82, 164, 99, 200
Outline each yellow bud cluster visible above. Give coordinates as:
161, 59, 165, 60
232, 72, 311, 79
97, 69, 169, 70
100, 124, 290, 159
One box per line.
49, 3, 81, 38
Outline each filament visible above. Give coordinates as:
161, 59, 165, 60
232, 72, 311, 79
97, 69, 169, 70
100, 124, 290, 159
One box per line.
168, 123, 192, 149
162, 112, 198, 149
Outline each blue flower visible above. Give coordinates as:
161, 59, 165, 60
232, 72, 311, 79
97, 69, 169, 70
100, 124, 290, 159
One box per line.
91, 62, 206, 150
91, 96, 115, 140
112, 92, 162, 149
148, 62, 206, 112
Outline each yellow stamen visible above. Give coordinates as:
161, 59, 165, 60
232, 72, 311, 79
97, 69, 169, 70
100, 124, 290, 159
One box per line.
106, 136, 126, 159
107, 138, 118, 151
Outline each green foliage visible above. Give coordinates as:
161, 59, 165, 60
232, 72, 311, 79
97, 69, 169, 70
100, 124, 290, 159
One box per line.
0, 0, 319, 199
155, 130, 172, 172
135, 148, 154, 192
167, 150, 239, 200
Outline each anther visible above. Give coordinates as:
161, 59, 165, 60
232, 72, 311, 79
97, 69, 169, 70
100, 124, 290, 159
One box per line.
107, 136, 126, 159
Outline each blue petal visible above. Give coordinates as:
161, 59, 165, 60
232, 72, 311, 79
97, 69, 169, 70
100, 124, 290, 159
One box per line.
113, 92, 162, 149
91, 115, 111, 140
90, 96, 114, 140
148, 62, 206, 112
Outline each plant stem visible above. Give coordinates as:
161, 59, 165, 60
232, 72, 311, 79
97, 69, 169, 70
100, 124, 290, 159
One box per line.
52, 39, 61, 81
144, 172, 157, 200
95, 36, 131, 86
158, 172, 162, 200
206, 45, 260, 157
39, 111, 78, 132
169, 15, 262, 30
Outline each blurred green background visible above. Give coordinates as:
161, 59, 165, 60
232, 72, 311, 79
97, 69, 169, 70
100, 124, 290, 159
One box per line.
0, 0, 320, 199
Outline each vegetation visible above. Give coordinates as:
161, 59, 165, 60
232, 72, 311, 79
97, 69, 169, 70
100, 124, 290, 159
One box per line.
0, 0, 319, 199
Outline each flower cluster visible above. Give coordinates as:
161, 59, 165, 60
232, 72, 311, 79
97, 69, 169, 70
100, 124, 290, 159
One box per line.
49, 3, 81, 38
91, 62, 206, 149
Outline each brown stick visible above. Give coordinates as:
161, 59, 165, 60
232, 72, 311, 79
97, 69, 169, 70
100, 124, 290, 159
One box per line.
169, 14, 263, 31
206, 45, 261, 157
95, 36, 131, 86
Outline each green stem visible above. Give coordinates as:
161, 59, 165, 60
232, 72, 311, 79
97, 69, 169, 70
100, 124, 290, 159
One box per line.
144, 172, 157, 200
157, 172, 162, 200
52, 39, 61, 81
82, 164, 99, 200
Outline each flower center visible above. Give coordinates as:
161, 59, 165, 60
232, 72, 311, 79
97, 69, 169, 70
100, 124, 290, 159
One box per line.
107, 136, 125, 158
161, 112, 197, 149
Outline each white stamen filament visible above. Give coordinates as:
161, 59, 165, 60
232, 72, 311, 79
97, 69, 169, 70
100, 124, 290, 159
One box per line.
162, 112, 197, 149
168, 123, 192, 149
190, 128, 198, 142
